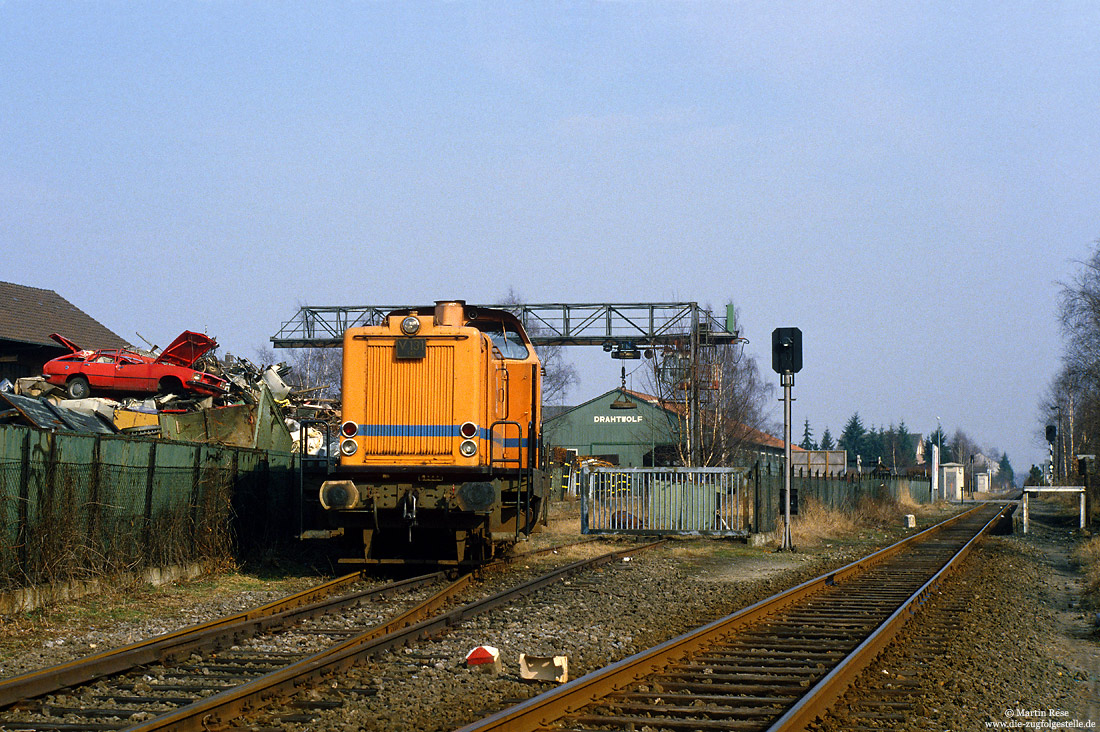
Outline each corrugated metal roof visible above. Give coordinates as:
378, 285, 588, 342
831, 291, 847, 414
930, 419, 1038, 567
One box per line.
0, 281, 128, 349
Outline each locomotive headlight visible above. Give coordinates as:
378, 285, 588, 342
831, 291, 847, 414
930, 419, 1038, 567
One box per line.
401, 316, 421, 335
340, 438, 359, 456
459, 439, 478, 457
341, 421, 358, 437
460, 422, 478, 439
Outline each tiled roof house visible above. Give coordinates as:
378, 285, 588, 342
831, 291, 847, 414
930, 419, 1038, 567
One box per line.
0, 281, 128, 383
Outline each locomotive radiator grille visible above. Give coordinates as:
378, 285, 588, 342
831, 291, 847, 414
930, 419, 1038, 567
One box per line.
361, 344, 455, 455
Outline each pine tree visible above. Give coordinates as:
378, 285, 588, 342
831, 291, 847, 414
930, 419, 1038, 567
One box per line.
819, 427, 835, 450
924, 425, 950, 463
799, 419, 816, 450
896, 420, 915, 467
838, 413, 866, 459
998, 452, 1016, 487
1025, 465, 1044, 486
863, 425, 886, 464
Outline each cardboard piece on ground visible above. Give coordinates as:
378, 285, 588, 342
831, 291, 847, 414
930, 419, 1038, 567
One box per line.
465, 645, 502, 674
519, 653, 568, 683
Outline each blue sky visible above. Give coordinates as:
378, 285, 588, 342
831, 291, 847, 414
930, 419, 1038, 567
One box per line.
4, 1, 1099, 472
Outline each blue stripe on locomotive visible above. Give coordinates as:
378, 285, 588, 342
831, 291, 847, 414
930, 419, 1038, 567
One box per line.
352, 424, 527, 447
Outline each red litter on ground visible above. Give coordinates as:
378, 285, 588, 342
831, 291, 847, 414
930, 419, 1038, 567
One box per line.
465, 645, 502, 673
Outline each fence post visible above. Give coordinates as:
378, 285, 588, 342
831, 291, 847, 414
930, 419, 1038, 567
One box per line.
143, 441, 157, 556
752, 462, 761, 530
1085, 466, 1092, 527
17, 429, 30, 577
189, 447, 202, 541
42, 432, 59, 581
86, 435, 101, 563
230, 450, 241, 553
579, 469, 589, 534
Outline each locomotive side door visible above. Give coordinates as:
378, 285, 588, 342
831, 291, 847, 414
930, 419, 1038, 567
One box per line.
492, 357, 520, 466
504, 361, 534, 466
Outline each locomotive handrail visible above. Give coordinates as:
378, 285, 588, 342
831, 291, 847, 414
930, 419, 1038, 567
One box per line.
488, 419, 523, 469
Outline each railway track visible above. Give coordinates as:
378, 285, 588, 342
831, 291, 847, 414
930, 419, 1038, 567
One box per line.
0, 537, 639, 732
457, 501, 1013, 732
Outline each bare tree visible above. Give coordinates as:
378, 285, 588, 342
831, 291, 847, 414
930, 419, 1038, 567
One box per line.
643, 303, 775, 467
1055, 243, 1100, 470
255, 345, 342, 401
948, 429, 980, 467
1040, 371, 1083, 482
286, 348, 342, 400
498, 288, 579, 406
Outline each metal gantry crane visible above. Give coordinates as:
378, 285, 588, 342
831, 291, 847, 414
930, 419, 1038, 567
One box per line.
271, 302, 743, 465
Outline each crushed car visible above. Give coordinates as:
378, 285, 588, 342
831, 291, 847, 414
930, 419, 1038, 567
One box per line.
42, 331, 229, 399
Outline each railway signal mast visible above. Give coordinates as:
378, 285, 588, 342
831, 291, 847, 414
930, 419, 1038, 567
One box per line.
772, 327, 802, 551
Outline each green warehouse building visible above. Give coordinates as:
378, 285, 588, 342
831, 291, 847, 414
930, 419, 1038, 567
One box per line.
543, 388, 789, 468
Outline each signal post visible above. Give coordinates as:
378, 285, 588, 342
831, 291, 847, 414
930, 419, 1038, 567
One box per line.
772, 327, 802, 551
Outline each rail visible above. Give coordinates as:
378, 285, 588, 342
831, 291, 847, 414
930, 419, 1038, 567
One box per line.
0, 539, 658, 731
127, 541, 663, 732
456, 502, 1013, 732
0, 568, 411, 707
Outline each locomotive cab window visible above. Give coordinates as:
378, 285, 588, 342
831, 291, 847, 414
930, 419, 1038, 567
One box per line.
470, 320, 529, 359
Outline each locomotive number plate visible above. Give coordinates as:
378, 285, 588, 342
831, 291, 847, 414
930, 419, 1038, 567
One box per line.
395, 338, 426, 359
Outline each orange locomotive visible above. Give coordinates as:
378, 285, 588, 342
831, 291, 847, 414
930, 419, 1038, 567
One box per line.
318, 300, 548, 564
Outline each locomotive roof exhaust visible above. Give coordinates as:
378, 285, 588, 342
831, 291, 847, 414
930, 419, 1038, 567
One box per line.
434, 300, 466, 327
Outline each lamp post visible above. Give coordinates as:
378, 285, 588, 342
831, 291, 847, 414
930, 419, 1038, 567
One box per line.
932, 417, 942, 501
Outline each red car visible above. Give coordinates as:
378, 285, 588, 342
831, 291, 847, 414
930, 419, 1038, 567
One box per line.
43, 331, 229, 399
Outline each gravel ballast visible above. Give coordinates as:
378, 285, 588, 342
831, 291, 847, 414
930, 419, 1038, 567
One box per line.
3, 498, 1097, 731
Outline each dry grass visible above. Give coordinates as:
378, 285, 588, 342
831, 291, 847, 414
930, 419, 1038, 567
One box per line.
789, 497, 858, 547
779, 493, 933, 549
853, 494, 908, 526
1072, 536, 1100, 608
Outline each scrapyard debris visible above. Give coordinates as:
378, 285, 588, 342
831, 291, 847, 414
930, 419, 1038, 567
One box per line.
204, 354, 294, 405
11, 333, 342, 447
0, 391, 117, 434
286, 419, 339, 456
57, 397, 120, 422
14, 377, 63, 399
159, 385, 292, 451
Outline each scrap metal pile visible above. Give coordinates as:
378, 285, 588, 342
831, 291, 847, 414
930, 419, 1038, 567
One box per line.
0, 332, 340, 453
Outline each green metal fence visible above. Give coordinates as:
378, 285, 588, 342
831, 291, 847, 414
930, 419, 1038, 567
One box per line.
750, 459, 933, 533
575, 459, 933, 537
0, 425, 298, 591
